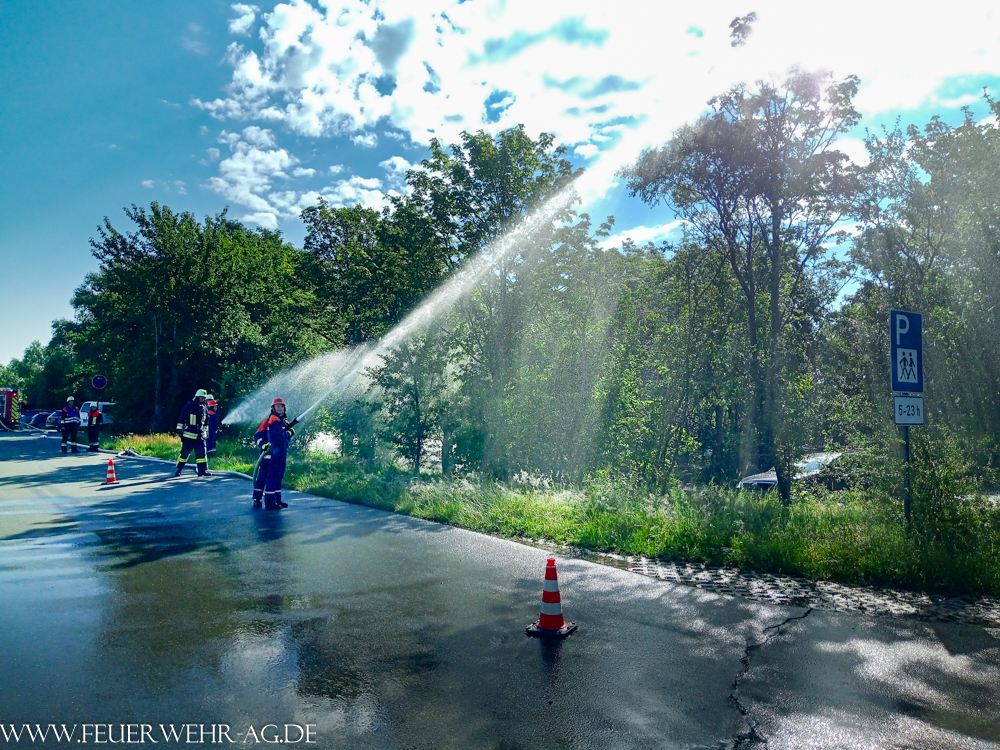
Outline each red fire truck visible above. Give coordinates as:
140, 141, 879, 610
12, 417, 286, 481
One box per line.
0, 387, 19, 429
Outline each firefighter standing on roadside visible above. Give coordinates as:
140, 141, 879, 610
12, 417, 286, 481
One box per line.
252, 398, 294, 509
206, 396, 221, 456
60, 396, 81, 453
174, 389, 212, 477
86, 402, 103, 452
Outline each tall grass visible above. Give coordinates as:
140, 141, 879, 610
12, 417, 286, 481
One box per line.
115, 434, 1000, 596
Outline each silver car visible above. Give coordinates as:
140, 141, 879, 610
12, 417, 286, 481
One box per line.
737, 452, 844, 490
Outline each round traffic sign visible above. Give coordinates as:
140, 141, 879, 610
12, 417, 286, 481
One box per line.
92, 375, 108, 390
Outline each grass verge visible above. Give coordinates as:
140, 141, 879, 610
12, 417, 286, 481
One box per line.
112, 434, 1000, 596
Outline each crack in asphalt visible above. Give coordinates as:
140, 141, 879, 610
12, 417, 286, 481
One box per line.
726, 608, 813, 749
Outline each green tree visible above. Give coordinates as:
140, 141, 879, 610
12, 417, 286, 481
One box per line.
619, 68, 861, 500
76, 203, 322, 431
367, 331, 453, 472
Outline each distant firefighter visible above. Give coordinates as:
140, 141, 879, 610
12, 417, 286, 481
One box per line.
206, 396, 220, 456
86, 402, 103, 452
174, 389, 212, 477
61, 396, 81, 454
252, 398, 294, 510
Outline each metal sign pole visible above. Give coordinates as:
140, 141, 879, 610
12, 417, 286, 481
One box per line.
902, 424, 911, 523
891, 310, 922, 525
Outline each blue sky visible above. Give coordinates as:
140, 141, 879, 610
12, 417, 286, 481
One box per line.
3, 0, 1000, 365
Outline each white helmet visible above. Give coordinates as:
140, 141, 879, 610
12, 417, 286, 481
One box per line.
67, 396, 75, 402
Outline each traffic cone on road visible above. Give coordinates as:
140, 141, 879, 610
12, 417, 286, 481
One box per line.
105, 458, 118, 484
526, 557, 577, 639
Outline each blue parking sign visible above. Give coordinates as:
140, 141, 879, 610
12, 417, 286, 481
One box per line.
890, 310, 922, 393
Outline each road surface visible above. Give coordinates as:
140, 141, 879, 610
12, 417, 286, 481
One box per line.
1, 432, 998, 748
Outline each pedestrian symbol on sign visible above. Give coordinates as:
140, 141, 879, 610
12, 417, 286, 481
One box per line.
896, 349, 918, 383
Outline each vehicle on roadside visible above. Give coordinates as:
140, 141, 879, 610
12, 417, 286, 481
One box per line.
80, 401, 115, 426
19, 409, 48, 427
737, 451, 846, 491
45, 411, 63, 431
28, 411, 55, 429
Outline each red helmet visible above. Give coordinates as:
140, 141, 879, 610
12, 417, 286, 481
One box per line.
207, 399, 218, 407
272, 398, 285, 406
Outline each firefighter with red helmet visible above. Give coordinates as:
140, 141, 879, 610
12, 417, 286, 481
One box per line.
252, 398, 295, 509
174, 389, 212, 477
86, 402, 103, 452
206, 396, 221, 455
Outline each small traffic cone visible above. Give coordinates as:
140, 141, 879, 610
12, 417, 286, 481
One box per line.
105, 458, 118, 484
526, 557, 577, 639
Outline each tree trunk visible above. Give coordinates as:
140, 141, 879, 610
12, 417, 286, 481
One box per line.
152, 318, 163, 432
764, 212, 790, 504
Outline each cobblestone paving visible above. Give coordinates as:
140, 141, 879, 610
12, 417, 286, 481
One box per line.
541, 544, 1000, 626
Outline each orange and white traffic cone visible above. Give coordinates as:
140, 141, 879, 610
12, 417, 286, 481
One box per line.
105, 458, 118, 484
526, 557, 577, 639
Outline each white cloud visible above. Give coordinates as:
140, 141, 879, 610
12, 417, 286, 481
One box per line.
600, 220, 686, 250
204, 126, 299, 215
182, 22, 208, 55
324, 175, 386, 210
194, 1, 1000, 229
241, 211, 279, 229
229, 4, 259, 36
207, 147, 221, 161
142, 180, 154, 188
174, 180, 188, 195
202, 126, 392, 220
352, 132, 378, 149
835, 137, 870, 169
379, 156, 413, 189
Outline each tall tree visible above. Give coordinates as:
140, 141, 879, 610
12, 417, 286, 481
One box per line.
619, 68, 860, 499
77, 203, 321, 430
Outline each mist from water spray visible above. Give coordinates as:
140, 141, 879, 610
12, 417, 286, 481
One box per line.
223, 182, 579, 427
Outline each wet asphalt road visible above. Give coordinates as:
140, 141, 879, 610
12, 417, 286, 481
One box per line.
1, 432, 999, 749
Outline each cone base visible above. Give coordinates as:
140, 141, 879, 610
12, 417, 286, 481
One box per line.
525, 622, 577, 639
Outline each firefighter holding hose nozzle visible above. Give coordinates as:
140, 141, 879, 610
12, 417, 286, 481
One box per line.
174, 389, 212, 477
252, 397, 295, 510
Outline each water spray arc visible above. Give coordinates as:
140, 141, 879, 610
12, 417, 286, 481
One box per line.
225, 181, 581, 435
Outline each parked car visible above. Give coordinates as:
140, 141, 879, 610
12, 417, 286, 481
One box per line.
28, 411, 55, 429
19, 409, 48, 427
80, 401, 115, 426
737, 452, 845, 491
45, 411, 63, 431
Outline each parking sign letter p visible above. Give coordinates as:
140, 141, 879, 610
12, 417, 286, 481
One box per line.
895, 314, 909, 346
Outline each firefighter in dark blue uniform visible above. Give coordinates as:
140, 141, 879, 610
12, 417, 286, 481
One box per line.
252, 398, 294, 509
86, 403, 103, 452
174, 389, 212, 477
60, 396, 81, 453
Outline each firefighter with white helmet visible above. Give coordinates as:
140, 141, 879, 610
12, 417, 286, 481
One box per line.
251, 397, 295, 509
60, 396, 81, 454
173, 389, 212, 477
